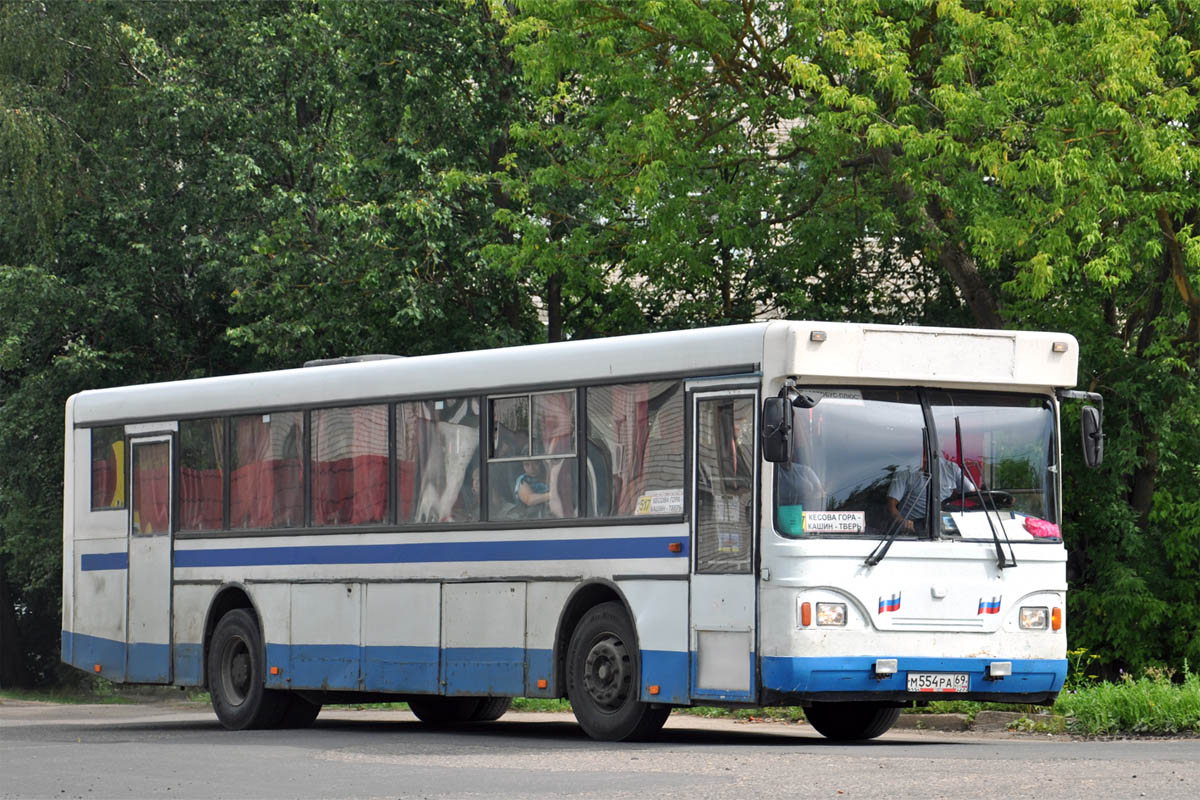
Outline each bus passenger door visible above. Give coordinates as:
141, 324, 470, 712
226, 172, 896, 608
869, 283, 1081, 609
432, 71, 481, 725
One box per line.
689, 391, 758, 703
126, 435, 173, 683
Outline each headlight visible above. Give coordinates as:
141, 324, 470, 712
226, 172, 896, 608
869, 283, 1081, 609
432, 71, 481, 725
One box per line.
1019, 606, 1049, 630
816, 602, 846, 626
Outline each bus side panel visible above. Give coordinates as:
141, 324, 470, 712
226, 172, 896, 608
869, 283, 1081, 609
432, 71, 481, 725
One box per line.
620, 579, 690, 704
68, 537, 128, 681
442, 582, 526, 696
279, 583, 358, 690
172, 584, 211, 686
525, 582, 576, 697
256, 584, 293, 689
362, 583, 440, 693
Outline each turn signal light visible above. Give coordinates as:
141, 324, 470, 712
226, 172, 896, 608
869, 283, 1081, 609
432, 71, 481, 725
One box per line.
270, 666, 281, 676
648, 685, 660, 695
800, 602, 812, 627
537, 678, 548, 689
1051, 607, 1062, 631
93, 664, 102, 673
668, 542, 682, 553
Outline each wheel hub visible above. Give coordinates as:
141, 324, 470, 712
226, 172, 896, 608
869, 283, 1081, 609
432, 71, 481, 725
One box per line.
221, 636, 251, 706
583, 634, 631, 711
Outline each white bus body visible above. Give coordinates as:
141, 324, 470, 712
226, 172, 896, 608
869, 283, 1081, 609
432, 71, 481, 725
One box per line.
62, 321, 1087, 740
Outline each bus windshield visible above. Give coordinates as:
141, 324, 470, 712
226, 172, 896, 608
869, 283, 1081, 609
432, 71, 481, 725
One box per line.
774, 388, 1058, 539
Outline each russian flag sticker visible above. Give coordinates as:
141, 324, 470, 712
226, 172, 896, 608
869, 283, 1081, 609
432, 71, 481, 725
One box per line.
878, 593, 901, 613
977, 596, 1002, 615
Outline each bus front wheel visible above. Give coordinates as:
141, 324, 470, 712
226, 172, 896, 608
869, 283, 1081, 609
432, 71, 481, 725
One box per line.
565, 602, 670, 741
207, 609, 287, 730
804, 701, 901, 740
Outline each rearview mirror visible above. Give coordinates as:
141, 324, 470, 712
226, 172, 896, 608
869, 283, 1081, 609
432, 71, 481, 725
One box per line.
1081, 405, 1104, 468
761, 396, 791, 463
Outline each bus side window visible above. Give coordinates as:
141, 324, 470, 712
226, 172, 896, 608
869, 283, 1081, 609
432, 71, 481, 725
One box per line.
179, 418, 224, 531
585, 381, 684, 517
311, 404, 389, 527
230, 411, 304, 530
396, 398, 480, 524
90, 425, 126, 510
487, 391, 578, 521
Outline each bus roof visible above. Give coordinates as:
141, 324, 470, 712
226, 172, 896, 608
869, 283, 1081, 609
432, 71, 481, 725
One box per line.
68, 321, 1079, 426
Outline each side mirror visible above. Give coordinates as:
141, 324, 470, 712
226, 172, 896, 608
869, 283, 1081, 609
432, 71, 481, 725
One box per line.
1081, 405, 1104, 468
761, 396, 791, 463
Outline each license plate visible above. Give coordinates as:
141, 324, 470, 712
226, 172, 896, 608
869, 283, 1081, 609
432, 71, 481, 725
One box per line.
906, 672, 970, 693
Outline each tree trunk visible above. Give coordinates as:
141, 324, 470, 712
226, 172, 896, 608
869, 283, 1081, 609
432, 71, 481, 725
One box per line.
546, 272, 563, 343
938, 241, 1004, 330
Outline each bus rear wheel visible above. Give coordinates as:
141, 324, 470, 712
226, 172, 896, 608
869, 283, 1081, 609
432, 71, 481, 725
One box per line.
565, 602, 670, 741
470, 697, 512, 722
803, 701, 901, 740
278, 693, 322, 728
207, 609, 286, 730
408, 696, 487, 726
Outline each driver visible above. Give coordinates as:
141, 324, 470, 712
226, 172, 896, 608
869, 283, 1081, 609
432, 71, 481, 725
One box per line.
886, 449, 976, 532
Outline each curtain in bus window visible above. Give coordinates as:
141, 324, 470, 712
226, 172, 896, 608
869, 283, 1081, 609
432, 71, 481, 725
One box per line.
90, 426, 126, 509
586, 381, 684, 517
179, 418, 224, 531
231, 412, 303, 529
533, 392, 577, 518
132, 441, 170, 535
397, 398, 479, 524
311, 405, 388, 526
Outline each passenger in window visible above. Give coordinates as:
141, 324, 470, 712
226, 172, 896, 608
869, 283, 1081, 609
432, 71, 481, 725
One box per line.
779, 421, 823, 510
887, 449, 976, 532
514, 459, 571, 518
515, 459, 552, 513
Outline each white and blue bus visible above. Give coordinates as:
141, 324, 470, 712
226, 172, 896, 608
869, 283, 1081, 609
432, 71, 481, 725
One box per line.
61, 321, 1103, 740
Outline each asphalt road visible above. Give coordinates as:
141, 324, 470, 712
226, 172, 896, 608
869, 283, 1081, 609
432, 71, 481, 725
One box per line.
1, 700, 1198, 800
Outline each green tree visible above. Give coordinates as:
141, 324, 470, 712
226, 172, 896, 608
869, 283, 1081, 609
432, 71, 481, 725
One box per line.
502, 0, 1200, 669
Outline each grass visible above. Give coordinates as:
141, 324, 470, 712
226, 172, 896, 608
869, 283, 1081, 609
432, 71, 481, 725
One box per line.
1054, 669, 1200, 736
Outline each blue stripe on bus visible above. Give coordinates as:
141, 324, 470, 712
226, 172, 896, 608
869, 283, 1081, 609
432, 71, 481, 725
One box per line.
760, 656, 1067, 695
175, 536, 688, 569
80, 552, 128, 572
641, 649, 690, 704
174, 643, 204, 686
66, 631, 693, 702
126, 643, 172, 683
62, 630, 128, 681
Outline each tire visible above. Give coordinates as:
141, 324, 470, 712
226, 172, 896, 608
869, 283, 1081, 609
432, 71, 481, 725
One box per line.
565, 602, 670, 742
469, 697, 512, 722
207, 609, 287, 730
803, 702, 901, 740
407, 696, 485, 726
277, 693, 322, 728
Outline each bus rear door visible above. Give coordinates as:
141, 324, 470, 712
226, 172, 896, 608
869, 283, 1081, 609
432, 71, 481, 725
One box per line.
126, 435, 173, 682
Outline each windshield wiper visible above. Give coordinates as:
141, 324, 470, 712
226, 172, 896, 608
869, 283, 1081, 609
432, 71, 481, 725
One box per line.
953, 416, 1017, 569
865, 429, 929, 567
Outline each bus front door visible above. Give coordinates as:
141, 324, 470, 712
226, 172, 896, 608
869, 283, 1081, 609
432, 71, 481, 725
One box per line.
689, 391, 758, 703
126, 436, 173, 683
